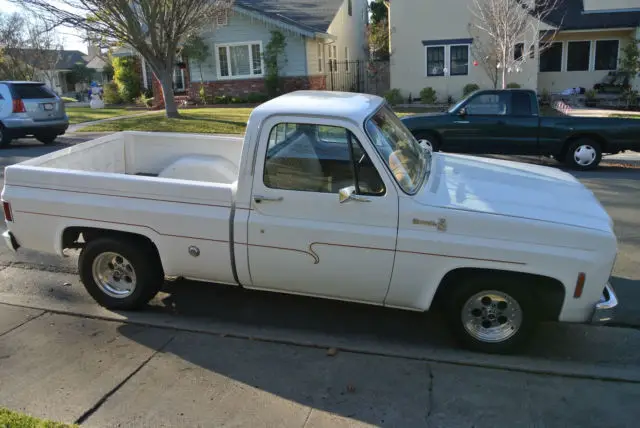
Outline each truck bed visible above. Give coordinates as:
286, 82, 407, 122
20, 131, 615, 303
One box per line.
2, 131, 246, 283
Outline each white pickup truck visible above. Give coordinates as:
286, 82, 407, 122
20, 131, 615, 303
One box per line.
2, 91, 618, 354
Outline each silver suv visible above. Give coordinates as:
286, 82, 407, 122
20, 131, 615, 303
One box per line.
0, 81, 69, 148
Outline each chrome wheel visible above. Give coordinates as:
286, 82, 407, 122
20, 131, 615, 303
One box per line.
418, 138, 433, 152
573, 144, 597, 166
461, 290, 522, 343
91, 252, 137, 298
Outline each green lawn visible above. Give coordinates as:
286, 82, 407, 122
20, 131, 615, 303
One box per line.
78, 108, 253, 134
65, 106, 137, 125
0, 408, 76, 427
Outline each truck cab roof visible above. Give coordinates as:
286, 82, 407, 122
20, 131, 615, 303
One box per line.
250, 91, 386, 124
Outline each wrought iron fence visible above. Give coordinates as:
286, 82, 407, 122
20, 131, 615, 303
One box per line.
325, 59, 390, 97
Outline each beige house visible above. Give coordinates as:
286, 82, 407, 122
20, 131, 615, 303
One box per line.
389, 0, 640, 101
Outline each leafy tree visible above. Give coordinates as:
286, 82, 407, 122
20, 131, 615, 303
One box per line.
113, 56, 141, 103
12, 0, 234, 118
263, 30, 287, 98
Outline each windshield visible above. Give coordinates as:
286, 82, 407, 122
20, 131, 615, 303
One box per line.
365, 105, 429, 194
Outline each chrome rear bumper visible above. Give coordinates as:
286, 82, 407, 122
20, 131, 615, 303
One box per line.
2, 230, 19, 253
591, 283, 618, 324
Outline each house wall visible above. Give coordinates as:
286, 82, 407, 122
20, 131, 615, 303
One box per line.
538, 29, 635, 93
324, 0, 369, 66
188, 11, 308, 84
389, 0, 542, 102
583, 0, 640, 11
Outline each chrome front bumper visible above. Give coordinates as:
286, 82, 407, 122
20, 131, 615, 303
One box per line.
591, 283, 618, 324
2, 230, 19, 253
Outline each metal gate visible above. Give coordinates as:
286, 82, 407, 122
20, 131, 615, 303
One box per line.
325, 59, 390, 96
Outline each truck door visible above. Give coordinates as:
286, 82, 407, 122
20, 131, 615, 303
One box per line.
246, 116, 399, 304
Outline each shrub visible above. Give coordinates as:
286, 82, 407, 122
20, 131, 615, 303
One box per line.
61, 97, 78, 104
463, 83, 480, 96
199, 86, 207, 104
230, 96, 248, 104
247, 92, 269, 103
384, 88, 403, 106
420, 87, 437, 104
214, 95, 230, 104
113, 56, 141, 103
136, 92, 154, 108
102, 82, 122, 105
506, 82, 521, 89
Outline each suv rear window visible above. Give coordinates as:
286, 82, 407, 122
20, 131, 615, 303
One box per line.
12, 84, 56, 99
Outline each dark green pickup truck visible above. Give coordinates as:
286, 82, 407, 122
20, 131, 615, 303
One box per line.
401, 88, 640, 170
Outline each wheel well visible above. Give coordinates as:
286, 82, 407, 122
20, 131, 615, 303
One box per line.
62, 227, 163, 272
561, 133, 608, 157
414, 129, 441, 142
431, 268, 566, 322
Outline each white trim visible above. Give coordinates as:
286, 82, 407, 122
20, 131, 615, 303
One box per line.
214, 40, 265, 80
142, 57, 148, 89
317, 42, 324, 73
565, 40, 592, 72
559, 27, 635, 33
424, 44, 470, 77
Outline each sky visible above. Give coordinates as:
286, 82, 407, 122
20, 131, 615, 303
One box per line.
0, 0, 88, 54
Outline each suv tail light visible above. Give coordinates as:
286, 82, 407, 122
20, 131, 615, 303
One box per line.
2, 201, 13, 222
12, 98, 26, 113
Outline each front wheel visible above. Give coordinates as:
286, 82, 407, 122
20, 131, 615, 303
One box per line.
414, 131, 440, 152
564, 139, 602, 170
446, 276, 537, 354
79, 237, 164, 310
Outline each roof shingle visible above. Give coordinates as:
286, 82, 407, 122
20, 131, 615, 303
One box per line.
543, 0, 640, 30
236, 0, 344, 33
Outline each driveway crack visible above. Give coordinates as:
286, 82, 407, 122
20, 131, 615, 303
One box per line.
0, 310, 46, 338
426, 363, 434, 424
75, 334, 175, 425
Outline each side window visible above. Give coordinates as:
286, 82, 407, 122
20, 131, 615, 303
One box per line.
465, 93, 508, 116
511, 92, 532, 116
263, 123, 385, 196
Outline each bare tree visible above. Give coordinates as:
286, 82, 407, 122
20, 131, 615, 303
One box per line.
11, 0, 234, 118
0, 13, 62, 83
468, 0, 562, 89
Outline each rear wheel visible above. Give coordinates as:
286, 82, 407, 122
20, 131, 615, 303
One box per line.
564, 138, 602, 170
79, 237, 163, 310
36, 135, 57, 145
0, 126, 11, 148
446, 275, 537, 354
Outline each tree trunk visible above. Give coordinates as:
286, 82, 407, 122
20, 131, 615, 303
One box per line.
158, 70, 180, 118
501, 66, 507, 89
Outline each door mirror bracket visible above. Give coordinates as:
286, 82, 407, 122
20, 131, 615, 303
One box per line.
339, 186, 371, 203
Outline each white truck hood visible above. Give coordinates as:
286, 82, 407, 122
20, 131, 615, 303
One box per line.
416, 153, 613, 232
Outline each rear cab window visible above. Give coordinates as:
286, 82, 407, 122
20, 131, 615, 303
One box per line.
511, 91, 533, 116
11, 84, 56, 99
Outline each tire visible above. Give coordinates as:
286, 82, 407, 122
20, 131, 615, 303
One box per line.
414, 131, 441, 152
78, 237, 164, 310
564, 138, 602, 170
36, 135, 57, 145
0, 126, 11, 148
445, 274, 537, 354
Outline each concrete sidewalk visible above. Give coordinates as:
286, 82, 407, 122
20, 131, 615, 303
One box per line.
1, 303, 640, 428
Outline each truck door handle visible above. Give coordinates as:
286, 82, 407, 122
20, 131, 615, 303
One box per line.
254, 195, 283, 203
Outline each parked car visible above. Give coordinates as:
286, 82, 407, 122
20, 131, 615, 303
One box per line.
1, 91, 618, 354
0, 81, 69, 148
401, 88, 640, 170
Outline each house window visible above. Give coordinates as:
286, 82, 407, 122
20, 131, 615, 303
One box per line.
426, 44, 469, 76
514, 43, 524, 61
345, 46, 350, 71
216, 41, 263, 79
450, 45, 469, 76
216, 11, 228, 27
539, 42, 562, 72
595, 40, 619, 71
174, 54, 186, 92
348, 0, 352, 16
317, 43, 324, 72
567, 41, 591, 71
327, 44, 337, 72
529, 43, 535, 59
426, 46, 445, 76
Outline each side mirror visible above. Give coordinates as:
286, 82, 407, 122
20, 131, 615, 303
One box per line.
458, 108, 467, 117
339, 186, 371, 203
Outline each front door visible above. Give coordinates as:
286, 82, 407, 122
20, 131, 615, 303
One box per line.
246, 116, 399, 304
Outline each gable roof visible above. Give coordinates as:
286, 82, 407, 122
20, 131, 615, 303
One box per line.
542, 0, 640, 30
5, 49, 88, 70
235, 0, 344, 34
